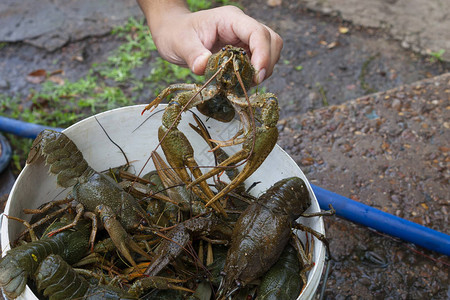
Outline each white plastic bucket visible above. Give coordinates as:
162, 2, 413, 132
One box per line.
1, 104, 325, 299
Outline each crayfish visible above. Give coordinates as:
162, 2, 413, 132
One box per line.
218, 176, 334, 298
0, 215, 91, 299
142, 45, 280, 214
25, 129, 153, 267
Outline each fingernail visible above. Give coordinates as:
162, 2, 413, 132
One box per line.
192, 52, 210, 74
256, 68, 266, 84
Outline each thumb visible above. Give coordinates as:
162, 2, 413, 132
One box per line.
173, 38, 211, 75
191, 52, 211, 75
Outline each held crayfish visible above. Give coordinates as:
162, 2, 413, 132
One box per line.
142, 45, 280, 214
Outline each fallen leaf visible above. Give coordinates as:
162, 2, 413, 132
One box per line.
300, 157, 314, 166
411, 216, 424, 225
342, 143, 353, 152
49, 69, 63, 76
72, 55, 84, 62
267, 0, 282, 6
26, 69, 47, 84
339, 26, 349, 34
48, 75, 65, 85
327, 41, 339, 49
421, 203, 429, 210
350, 195, 360, 201
306, 50, 317, 57
438, 146, 449, 152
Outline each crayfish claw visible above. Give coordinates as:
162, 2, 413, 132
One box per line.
96, 205, 152, 267
141, 97, 161, 115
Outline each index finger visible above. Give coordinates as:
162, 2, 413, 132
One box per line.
231, 18, 282, 83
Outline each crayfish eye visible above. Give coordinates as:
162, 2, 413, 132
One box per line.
222, 47, 226, 51
242, 50, 246, 55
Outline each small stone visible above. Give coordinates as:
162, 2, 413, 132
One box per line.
391, 194, 401, 203
392, 98, 402, 111
0, 78, 9, 89
359, 277, 371, 286
401, 41, 411, 49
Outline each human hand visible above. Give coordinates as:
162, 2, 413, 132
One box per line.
139, 3, 283, 84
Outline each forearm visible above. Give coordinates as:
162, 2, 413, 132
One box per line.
137, 0, 190, 34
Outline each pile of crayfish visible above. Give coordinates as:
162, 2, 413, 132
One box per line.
0, 46, 334, 300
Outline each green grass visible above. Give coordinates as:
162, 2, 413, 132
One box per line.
187, 0, 212, 11
359, 54, 379, 94
428, 49, 445, 63
0, 16, 201, 171
0, 0, 242, 172
315, 82, 328, 106
188, 0, 241, 10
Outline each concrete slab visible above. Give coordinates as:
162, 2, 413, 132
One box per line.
0, 0, 141, 51
1, 0, 449, 61
303, 0, 450, 61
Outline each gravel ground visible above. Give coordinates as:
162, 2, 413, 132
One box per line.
278, 73, 449, 299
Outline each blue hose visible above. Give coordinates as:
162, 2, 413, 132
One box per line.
1, 117, 449, 256
312, 184, 450, 256
0, 116, 63, 139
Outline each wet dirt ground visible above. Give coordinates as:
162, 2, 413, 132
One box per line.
279, 74, 449, 299
1, 2, 448, 115
0, 0, 449, 299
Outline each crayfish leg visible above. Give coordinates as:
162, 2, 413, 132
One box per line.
300, 204, 336, 217
290, 234, 313, 289
189, 126, 278, 208
82, 211, 98, 252
18, 198, 72, 240
129, 276, 193, 297
142, 83, 200, 114
4, 215, 38, 242
46, 203, 85, 237
293, 222, 333, 261
187, 147, 248, 191
185, 158, 228, 217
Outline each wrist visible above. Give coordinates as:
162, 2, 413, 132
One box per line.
137, 0, 191, 36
